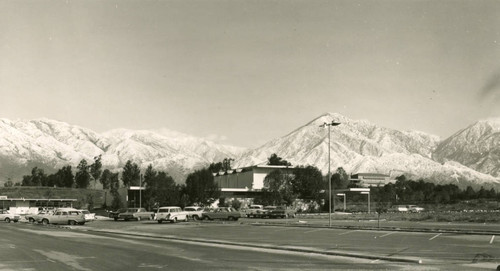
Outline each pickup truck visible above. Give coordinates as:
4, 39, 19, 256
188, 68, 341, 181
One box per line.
36, 208, 86, 225
184, 206, 203, 220
115, 208, 153, 221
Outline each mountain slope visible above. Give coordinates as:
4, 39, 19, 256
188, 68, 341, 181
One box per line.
433, 118, 500, 177
1, 114, 499, 187
234, 113, 498, 186
0, 118, 245, 183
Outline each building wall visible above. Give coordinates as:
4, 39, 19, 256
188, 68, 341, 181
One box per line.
214, 166, 293, 191
215, 171, 253, 189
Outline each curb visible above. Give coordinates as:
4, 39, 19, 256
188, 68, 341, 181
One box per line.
73, 227, 423, 265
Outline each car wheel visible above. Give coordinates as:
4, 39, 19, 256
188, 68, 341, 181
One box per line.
158, 220, 163, 224
29, 218, 35, 223
114, 217, 118, 221
5, 218, 11, 223
192, 215, 199, 221
42, 219, 49, 225
69, 220, 76, 225
171, 217, 177, 223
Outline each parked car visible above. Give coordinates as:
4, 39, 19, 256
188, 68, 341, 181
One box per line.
267, 206, 296, 218
155, 206, 188, 223
407, 205, 425, 213
245, 205, 265, 218
183, 206, 203, 220
36, 208, 86, 225
0, 210, 20, 223
108, 208, 126, 220
116, 208, 153, 221
201, 207, 241, 221
26, 210, 53, 223
78, 209, 96, 222
390, 205, 409, 212
255, 206, 277, 218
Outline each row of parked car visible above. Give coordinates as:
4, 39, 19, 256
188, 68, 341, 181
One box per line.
108, 206, 243, 223
244, 205, 297, 218
0, 208, 95, 225
1, 204, 297, 226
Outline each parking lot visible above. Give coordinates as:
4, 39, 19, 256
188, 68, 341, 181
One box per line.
66, 215, 500, 269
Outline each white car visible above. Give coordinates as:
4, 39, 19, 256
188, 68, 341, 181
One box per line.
184, 206, 203, 220
78, 210, 96, 222
0, 210, 20, 223
154, 206, 188, 223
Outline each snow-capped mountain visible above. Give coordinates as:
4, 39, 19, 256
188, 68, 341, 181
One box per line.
0, 114, 499, 188
433, 118, 500, 178
234, 113, 499, 187
0, 118, 246, 184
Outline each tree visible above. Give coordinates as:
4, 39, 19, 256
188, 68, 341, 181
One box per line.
267, 153, 291, 166
185, 168, 220, 206
209, 158, 234, 173
122, 160, 141, 187
21, 167, 47, 186
331, 167, 349, 190
89, 155, 103, 189
292, 165, 325, 211
4, 180, 14, 187
59, 166, 75, 188
263, 169, 297, 206
100, 169, 114, 208
75, 159, 91, 188
109, 172, 123, 210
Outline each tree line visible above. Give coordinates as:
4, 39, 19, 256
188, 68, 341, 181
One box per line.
4, 153, 500, 212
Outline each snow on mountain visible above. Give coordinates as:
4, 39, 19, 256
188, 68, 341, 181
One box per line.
0, 118, 246, 183
1, 114, 499, 187
233, 113, 498, 186
433, 118, 500, 177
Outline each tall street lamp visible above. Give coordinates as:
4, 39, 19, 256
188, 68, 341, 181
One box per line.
320, 120, 341, 227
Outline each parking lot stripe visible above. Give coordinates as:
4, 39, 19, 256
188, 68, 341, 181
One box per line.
378, 232, 396, 238
338, 230, 360, 235
489, 235, 495, 244
304, 229, 325, 234
429, 233, 441, 240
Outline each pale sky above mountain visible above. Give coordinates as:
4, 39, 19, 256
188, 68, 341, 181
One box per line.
1, 0, 499, 148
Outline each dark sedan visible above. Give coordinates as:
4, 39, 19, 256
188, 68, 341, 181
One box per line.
201, 207, 241, 221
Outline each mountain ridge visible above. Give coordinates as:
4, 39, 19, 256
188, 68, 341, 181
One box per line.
1, 114, 499, 188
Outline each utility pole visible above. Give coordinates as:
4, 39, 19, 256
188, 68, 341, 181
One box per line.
320, 120, 341, 227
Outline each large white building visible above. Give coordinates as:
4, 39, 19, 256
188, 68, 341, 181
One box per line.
213, 165, 293, 198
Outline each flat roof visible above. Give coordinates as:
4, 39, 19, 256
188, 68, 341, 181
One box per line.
0, 198, 77, 201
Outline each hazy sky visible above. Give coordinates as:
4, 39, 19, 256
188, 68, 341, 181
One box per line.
1, 0, 499, 148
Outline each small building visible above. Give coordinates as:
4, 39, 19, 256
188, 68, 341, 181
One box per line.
213, 165, 294, 198
0, 196, 77, 215
349, 173, 395, 187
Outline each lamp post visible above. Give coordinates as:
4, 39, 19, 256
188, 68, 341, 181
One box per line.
320, 120, 341, 227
